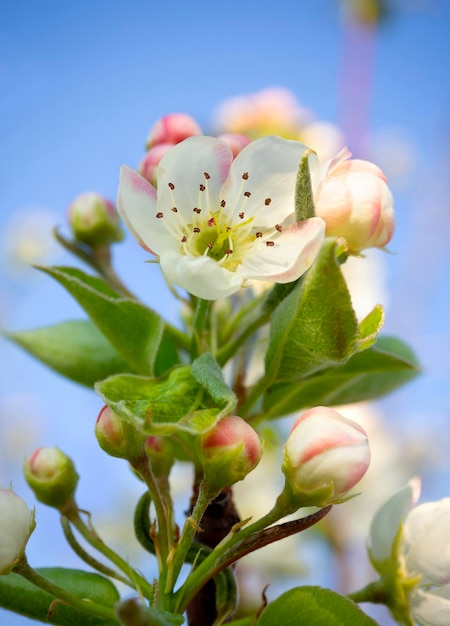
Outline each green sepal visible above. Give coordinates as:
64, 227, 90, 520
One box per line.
5, 320, 133, 387
357, 304, 385, 352
36, 266, 165, 376
264, 238, 358, 386
263, 335, 419, 419
294, 149, 316, 221
0, 567, 120, 625
257, 586, 378, 626
96, 363, 235, 436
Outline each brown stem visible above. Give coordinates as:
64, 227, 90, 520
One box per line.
186, 485, 240, 626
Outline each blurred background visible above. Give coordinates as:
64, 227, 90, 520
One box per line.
1, 1, 449, 624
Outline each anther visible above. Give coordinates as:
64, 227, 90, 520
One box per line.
275, 224, 282, 232
207, 217, 216, 227
256, 232, 263, 238
226, 226, 232, 232
265, 198, 272, 205
181, 236, 187, 243
220, 200, 226, 207
193, 227, 200, 233
199, 184, 206, 192
207, 242, 213, 249
244, 191, 251, 197
266, 241, 275, 247
171, 207, 178, 212
168, 182, 175, 190
239, 212, 245, 219
156, 212, 164, 218
242, 172, 249, 180
193, 208, 201, 214
225, 249, 233, 255
204, 172, 211, 180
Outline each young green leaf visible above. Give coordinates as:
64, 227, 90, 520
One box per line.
36, 266, 165, 376
265, 238, 358, 385
5, 320, 132, 387
263, 336, 420, 419
257, 586, 378, 626
0, 568, 119, 625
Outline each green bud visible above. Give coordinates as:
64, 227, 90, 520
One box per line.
95, 405, 145, 462
67, 192, 124, 247
24, 447, 79, 509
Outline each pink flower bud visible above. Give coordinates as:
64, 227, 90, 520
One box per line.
95, 405, 145, 462
198, 416, 262, 490
216, 133, 252, 157
68, 192, 124, 247
138, 144, 173, 187
145, 436, 175, 478
282, 407, 370, 507
146, 113, 202, 149
314, 148, 395, 253
0, 487, 35, 575
24, 447, 79, 509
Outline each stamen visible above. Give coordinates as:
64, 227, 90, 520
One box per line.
242, 172, 249, 180
181, 236, 187, 243
266, 241, 275, 247
224, 249, 233, 255
221, 200, 226, 207
244, 191, 251, 198
239, 212, 245, 219
199, 184, 206, 192
193, 208, 201, 214
171, 207, 178, 212
207, 217, 216, 227
193, 227, 200, 233
275, 224, 282, 232
256, 232, 263, 238
265, 198, 272, 205
168, 182, 175, 190
156, 212, 164, 218
204, 172, 211, 180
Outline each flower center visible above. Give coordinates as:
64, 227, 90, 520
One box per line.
155, 171, 281, 272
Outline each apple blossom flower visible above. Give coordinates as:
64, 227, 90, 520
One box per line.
117, 135, 325, 300
0, 486, 35, 575
197, 415, 263, 490
68, 192, 124, 247
312, 147, 395, 253
368, 479, 450, 626
282, 406, 371, 507
146, 113, 202, 149
24, 447, 79, 509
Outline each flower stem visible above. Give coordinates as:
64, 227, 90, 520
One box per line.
190, 298, 211, 361
215, 309, 270, 367
347, 580, 387, 604
14, 556, 119, 623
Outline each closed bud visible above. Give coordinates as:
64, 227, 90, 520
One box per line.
282, 407, 370, 508
138, 144, 173, 187
198, 415, 262, 490
0, 487, 35, 575
95, 405, 145, 462
67, 192, 124, 247
146, 113, 202, 150
24, 447, 79, 509
314, 148, 395, 253
216, 133, 251, 157
145, 436, 175, 478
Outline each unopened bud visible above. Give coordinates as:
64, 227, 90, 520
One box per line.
282, 406, 370, 507
198, 415, 262, 490
24, 447, 79, 509
314, 148, 395, 253
0, 487, 35, 575
146, 113, 202, 149
145, 436, 175, 478
217, 133, 251, 157
68, 192, 124, 247
138, 144, 173, 187
95, 405, 145, 462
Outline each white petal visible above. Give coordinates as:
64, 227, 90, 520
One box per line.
160, 250, 243, 300
117, 165, 174, 255
405, 498, 450, 584
411, 587, 450, 626
238, 217, 325, 283
368, 478, 421, 565
221, 136, 319, 227
156, 136, 233, 221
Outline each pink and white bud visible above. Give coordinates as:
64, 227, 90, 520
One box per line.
282, 406, 370, 507
0, 487, 35, 575
68, 192, 124, 247
138, 143, 173, 187
95, 405, 145, 462
198, 415, 263, 490
216, 133, 252, 158
146, 113, 202, 149
314, 148, 395, 253
24, 447, 79, 509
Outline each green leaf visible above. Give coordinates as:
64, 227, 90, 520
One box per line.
357, 305, 385, 352
96, 364, 233, 436
257, 586, 378, 626
265, 239, 358, 384
263, 336, 420, 419
37, 266, 165, 375
5, 320, 132, 386
0, 567, 119, 625
294, 149, 316, 221
191, 353, 237, 416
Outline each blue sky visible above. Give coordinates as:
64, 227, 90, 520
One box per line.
1, 1, 450, 623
